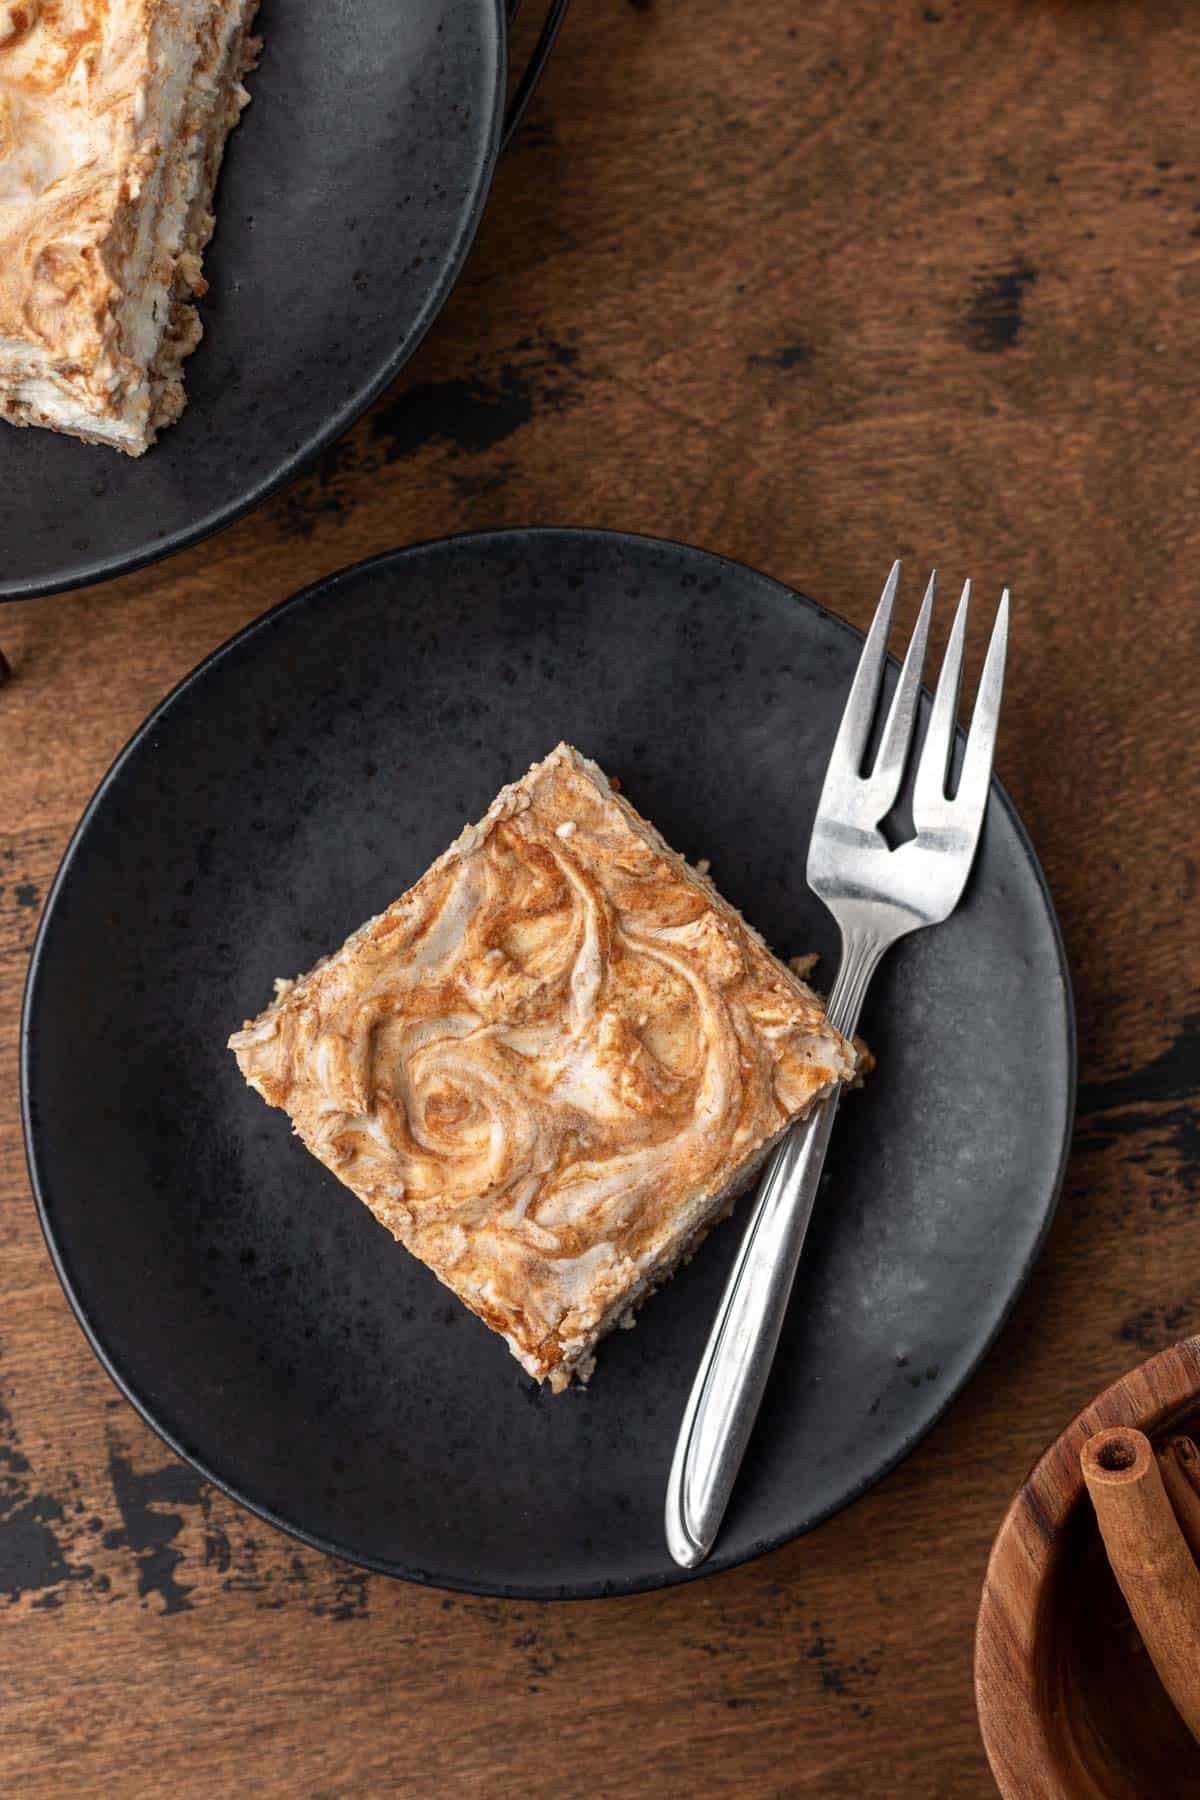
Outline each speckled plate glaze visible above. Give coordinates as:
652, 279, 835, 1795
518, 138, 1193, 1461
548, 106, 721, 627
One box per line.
21, 529, 1076, 1598
0, 0, 506, 601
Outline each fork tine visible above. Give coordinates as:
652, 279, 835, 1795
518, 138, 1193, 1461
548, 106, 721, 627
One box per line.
864, 569, 935, 814
912, 579, 970, 827
948, 589, 1009, 833
824, 561, 901, 781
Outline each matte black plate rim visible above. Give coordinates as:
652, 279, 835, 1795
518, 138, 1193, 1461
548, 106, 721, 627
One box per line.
1, 4, 507, 605
20, 527, 1078, 1599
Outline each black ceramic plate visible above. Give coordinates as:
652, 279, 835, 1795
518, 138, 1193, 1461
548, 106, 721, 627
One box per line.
0, 0, 506, 601
22, 530, 1075, 1598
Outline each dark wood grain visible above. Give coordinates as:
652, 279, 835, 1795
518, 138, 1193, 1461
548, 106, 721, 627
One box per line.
3, 0, 1200, 1792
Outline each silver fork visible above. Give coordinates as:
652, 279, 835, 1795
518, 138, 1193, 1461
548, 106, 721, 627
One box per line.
665, 562, 1009, 1569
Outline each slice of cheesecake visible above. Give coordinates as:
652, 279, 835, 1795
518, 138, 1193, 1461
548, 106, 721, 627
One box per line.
229, 744, 858, 1391
0, 0, 261, 454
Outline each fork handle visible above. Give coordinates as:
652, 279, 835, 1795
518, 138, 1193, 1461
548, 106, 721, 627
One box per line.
664, 932, 881, 1569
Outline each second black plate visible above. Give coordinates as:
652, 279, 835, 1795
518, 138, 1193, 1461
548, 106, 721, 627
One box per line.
1, 0, 504, 600
22, 529, 1075, 1596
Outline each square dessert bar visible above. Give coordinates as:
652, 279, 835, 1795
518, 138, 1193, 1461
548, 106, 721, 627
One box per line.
0, 0, 261, 453
229, 745, 857, 1390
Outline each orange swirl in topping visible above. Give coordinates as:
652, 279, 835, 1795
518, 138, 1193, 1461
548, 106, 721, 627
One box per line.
1, 2, 138, 352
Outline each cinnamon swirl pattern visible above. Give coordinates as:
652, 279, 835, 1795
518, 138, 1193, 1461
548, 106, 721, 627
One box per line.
0, 0, 260, 451
230, 745, 856, 1390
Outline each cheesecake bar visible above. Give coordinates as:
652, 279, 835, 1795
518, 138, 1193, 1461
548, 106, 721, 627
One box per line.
0, 0, 261, 454
229, 745, 857, 1391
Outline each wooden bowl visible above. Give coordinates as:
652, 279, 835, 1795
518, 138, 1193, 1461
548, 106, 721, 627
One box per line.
976, 1337, 1200, 1798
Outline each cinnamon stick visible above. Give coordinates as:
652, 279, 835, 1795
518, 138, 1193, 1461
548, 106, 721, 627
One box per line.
1167, 1434, 1200, 1499
1159, 1436, 1200, 1564
1081, 1425, 1200, 1745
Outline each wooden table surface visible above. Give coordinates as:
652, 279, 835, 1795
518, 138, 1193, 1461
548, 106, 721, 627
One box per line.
3, 1, 1199, 1793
